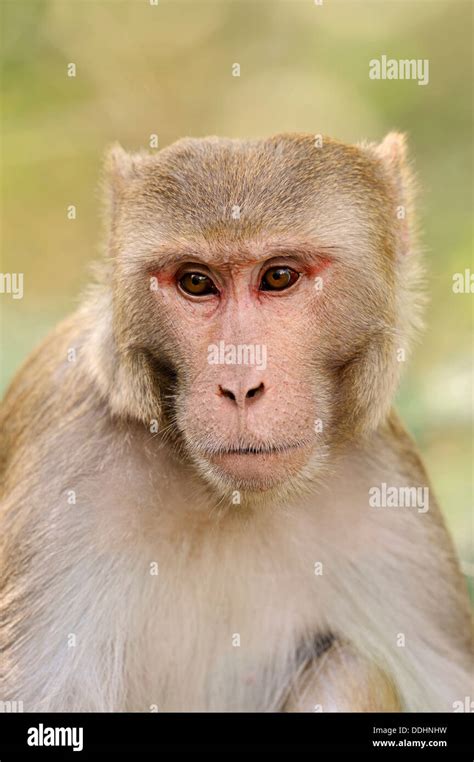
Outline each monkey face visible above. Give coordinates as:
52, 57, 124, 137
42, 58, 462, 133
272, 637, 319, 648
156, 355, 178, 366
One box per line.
148, 246, 335, 492
106, 134, 416, 494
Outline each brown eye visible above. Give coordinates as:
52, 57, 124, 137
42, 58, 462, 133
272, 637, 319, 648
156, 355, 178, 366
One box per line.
260, 266, 299, 292
179, 272, 218, 296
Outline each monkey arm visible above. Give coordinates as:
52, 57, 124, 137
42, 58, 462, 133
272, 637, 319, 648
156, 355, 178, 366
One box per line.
281, 643, 401, 712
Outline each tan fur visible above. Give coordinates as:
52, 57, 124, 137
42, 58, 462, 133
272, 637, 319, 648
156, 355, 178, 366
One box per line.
283, 643, 401, 712
0, 133, 472, 712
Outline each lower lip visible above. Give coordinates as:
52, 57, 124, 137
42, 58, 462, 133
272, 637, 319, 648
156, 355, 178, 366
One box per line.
205, 445, 310, 485
221, 446, 298, 455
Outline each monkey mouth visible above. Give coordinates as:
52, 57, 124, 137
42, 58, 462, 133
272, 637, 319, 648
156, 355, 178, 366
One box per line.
204, 442, 306, 456
197, 439, 314, 490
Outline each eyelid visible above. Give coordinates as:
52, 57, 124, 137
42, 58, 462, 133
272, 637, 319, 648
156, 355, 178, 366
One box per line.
176, 263, 213, 278
258, 261, 302, 282
175, 262, 221, 286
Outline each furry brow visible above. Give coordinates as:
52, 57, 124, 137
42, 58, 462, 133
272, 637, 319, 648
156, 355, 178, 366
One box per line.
144, 240, 341, 271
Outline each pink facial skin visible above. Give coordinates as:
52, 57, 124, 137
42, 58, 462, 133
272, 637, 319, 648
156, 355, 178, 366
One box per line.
148, 244, 334, 491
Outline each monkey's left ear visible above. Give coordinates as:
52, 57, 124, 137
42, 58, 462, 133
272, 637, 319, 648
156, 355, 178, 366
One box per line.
370, 132, 415, 257
374, 132, 409, 196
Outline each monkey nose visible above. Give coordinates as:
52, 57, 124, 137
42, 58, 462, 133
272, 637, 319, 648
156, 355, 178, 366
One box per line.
218, 381, 265, 407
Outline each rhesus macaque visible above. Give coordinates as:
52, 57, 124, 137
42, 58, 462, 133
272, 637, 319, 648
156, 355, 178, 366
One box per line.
0, 133, 472, 712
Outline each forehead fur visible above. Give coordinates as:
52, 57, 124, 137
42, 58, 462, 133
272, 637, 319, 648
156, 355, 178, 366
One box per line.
109, 133, 399, 261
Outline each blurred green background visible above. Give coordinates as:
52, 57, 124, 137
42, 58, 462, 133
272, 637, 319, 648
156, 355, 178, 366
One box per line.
0, 0, 472, 584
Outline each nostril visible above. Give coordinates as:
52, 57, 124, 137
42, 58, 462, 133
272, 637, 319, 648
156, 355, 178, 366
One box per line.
219, 385, 236, 402
246, 382, 264, 400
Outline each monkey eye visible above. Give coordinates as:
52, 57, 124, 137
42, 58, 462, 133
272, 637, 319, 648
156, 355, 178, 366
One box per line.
259, 266, 299, 292
178, 272, 218, 297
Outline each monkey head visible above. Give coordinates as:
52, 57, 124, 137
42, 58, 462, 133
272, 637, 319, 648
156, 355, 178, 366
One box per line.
95, 133, 420, 495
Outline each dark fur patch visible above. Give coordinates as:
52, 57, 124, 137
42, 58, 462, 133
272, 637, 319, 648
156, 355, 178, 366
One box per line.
296, 632, 335, 666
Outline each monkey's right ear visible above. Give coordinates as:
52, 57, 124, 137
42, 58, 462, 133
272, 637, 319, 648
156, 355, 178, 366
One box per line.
103, 143, 146, 222
105, 143, 143, 182
104, 142, 147, 191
